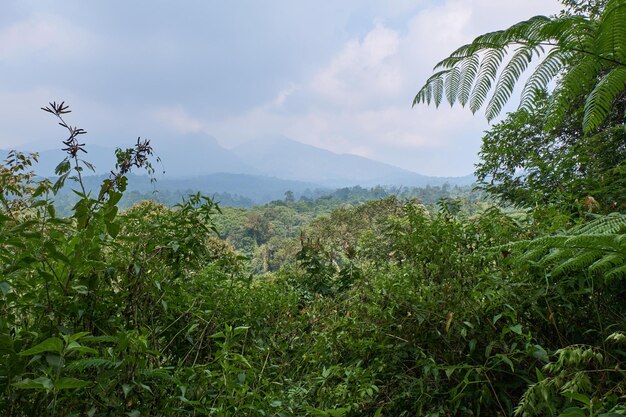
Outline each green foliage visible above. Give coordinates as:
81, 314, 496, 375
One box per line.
2, 96, 625, 416
414, 0, 626, 133
475, 91, 626, 211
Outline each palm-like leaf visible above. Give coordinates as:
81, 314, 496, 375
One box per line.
414, 0, 626, 133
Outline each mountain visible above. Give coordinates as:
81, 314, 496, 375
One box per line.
4, 133, 257, 178
149, 133, 257, 177
232, 136, 474, 187
2, 134, 475, 198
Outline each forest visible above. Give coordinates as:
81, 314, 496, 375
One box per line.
1, 0, 625, 415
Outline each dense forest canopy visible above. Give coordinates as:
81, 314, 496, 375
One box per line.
1, 0, 625, 416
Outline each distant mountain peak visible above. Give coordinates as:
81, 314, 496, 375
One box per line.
2, 133, 474, 187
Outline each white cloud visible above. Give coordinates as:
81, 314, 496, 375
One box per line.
152, 107, 205, 134
0, 14, 90, 60
310, 23, 403, 107
272, 84, 298, 107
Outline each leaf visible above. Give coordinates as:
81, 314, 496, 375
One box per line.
535, 367, 545, 382
19, 337, 63, 356
66, 341, 98, 355
529, 344, 549, 363
562, 392, 591, 406
106, 221, 121, 239
495, 353, 515, 372
13, 377, 54, 391
67, 332, 91, 343
509, 324, 523, 335
558, 407, 586, 417
234, 326, 250, 336
0, 281, 11, 295
54, 377, 91, 390
66, 358, 116, 371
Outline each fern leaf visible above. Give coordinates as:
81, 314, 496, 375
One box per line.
546, 56, 603, 130
596, 1, 626, 62
486, 46, 538, 120
583, 67, 626, 132
563, 234, 621, 252
520, 49, 568, 111
606, 263, 626, 279
413, 70, 451, 107
503, 213, 626, 280
551, 250, 601, 276
445, 67, 461, 106
458, 55, 480, 106
415, 0, 626, 131
433, 75, 445, 107
470, 49, 507, 114
589, 253, 625, 272
574, 213, 626, 234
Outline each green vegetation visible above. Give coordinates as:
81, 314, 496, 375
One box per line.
2, 1, 626, 415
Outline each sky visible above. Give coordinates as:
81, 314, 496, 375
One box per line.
1, 0, 563, 176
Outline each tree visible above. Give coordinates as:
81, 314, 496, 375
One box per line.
474, 90, 626, 211
413, 0, 626, 133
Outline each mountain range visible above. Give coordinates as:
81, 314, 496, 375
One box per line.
3, 133, 474, 203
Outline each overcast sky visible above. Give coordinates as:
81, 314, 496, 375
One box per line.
1, 0, 563, 176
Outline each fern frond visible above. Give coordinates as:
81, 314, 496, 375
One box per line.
470, 49, 507, 114
545, 15, 593, 50
520, 49, 568, 111
583, 67, 626, 132
563, 234, 622, 252
516, 236, 568, 261
606, 263, 626, 278
573, 213, 626, 234
458, 55, 480, 106
433, 75, 445, 107
415, 1, 626, 131
413, 70, 452, 107
540, 246, 573, 265
552, 249, 602, 275
445, 67, 461, 106
486, 46, 539, 120
443, 16, 551, 64
546, 56, 603, 130
596, 1, 626, 62
589, 253, 625, 272
504, 213, 626, 279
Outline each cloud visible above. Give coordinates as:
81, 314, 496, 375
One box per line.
310, 23, 403, 108
205, 0, 562, 176
0, 0, 564, 176
152, 107, 205, 134
273, 84, 298, 107
0, 14, 90, 60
